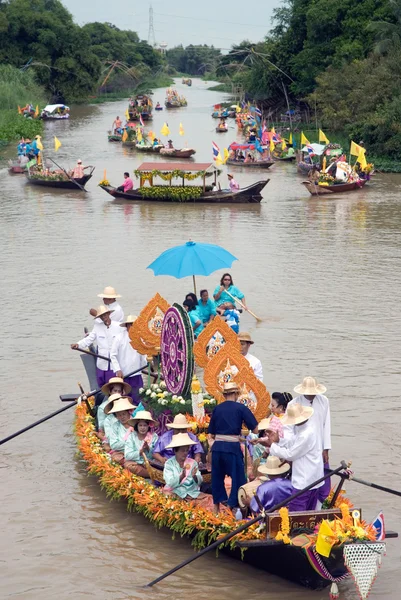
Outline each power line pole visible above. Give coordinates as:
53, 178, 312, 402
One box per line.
148, 5, 156, 47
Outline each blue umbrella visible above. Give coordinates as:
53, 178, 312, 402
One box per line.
147, 240, 238, 293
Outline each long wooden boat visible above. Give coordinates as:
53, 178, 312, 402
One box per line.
135, 144, 163, 153
216, 126, 228, 133
108, 134, 122, 143
274, 155, 296, 162
159, 148, 196, 158
165, 101, 182, 109
226, 159, 274, 169
303, 179, 368, 195
26, 171, 94, 190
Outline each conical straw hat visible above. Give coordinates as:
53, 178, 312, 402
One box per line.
101, 377, 132, 396
97, 286, 121, 299
166, 414, 190, 429
108, 396, 135, 414
281, 403, 314, 426
166, 432, 196, 449
94, 305, 114, 319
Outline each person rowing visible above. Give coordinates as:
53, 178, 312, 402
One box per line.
213, 273, 247, 315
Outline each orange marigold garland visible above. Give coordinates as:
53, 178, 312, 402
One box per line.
275, 507, 291, 544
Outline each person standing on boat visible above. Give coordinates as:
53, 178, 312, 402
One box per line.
213, 273, 247, 315
290, 376, 331, 506
197, 289, 217, 325
238, 332, 263, 381
113, 116, 122, 134
91, 286, 124, 323
208, 381, 258, 514
72, 159, 89, 179
71, 305, 121, 388
227, 174, 240, 191
265, 403, 323, 512
117, 172, 134, 193
245, 456, 293, 514
152, 414, 203, 465
110, 315, 147, 402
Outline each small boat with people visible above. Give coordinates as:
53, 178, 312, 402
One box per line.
26, 160, 95, 190
227, 142, 274, 168
226, 158, 274, 169
128, 94, 153, 122
99, 162, 269, 203
155, 102, 163, 111
135, 142, 163, 154
216, 121, 228, 133
159, 147, 196, 159
165, 88, 187, 108
303, 179, 368, 195
40, 104, 70, 120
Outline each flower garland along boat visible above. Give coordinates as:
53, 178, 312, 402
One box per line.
73, 298, 396, 597
99, 162, 269, 203
26, 166, 95, 190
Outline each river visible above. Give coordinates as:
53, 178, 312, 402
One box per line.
1, 78, 400, 600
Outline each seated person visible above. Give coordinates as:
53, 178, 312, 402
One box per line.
244, 456, 293, 514
97, 376, 132, 435
124, 410, 158, 477
117, 172, 134, 193
197, 289, 217, 325
152, 413, 203, 465
102, 396, 136, 463
183, 299, 204, 338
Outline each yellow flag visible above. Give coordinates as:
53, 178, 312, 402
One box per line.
54, 136, 62, 152
281, 139, 287, 150
223, 148, 229, 164
36, 137, 43, 151
301, 132, 310, 146
322, 156, 327, 172
17, 105, 22, 114
125, 109, 129, 121
122, 129, 128, 142
357, 149, 367, 170
350, 140, 365, 157
37, 152, 42, 166
288, 132, 293, 145
179, 123, 184, 136
215, 152, 223, 166
271, 127, 276, 134
269, 137, 275, 152
160, 122, 170, 136
235, 105, 241, 113
316, 520, 336, 558
319, 129, 329, 144
34, 105, 39, 118
136, 127, 142, 142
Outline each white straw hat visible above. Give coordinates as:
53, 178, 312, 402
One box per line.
128, 410, 156, 427
166, 414, 191, 430
294, 376, 327, 395
222, 381, 240, 394
103, 393, 123, 415
258, 456, 290, 476
281, 403, 314, 426
93, 305, 114, 319
101, 377, 132, 396
107, 396, 135, 414
166, 432, 196, 449
120, 314, 138, 327
97, 286, 122, 299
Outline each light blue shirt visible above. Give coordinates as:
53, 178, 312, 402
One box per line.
163, 457, 203, 498
213, 284, 244, 307
197, 298, 217, 324
188, 309, 204, 337
124, 431, 158, 464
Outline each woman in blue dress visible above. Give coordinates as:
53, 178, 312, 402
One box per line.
213, 273, 247, 315
197, 289, 217, 325
183, 299, 204, 338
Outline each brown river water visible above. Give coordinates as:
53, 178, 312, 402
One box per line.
1, 79, 400, 599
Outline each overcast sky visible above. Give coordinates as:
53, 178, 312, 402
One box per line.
63, 0, 283, 49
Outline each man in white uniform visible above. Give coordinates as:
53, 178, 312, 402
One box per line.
290, 376, 331, 504
71, 305, 121, 387
238, 332, 263, 381
110, 315, 147, 403
267, 403, 323, 511
89, 286, 124, 323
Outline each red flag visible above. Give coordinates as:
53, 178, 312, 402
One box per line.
214, 104, 221, 110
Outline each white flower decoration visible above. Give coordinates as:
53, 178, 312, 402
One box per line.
146, 389, 151, 396
180, 399, 185, 404
150, 392, 157, 399
160, 381, 167, 389
139, 387, 144, 394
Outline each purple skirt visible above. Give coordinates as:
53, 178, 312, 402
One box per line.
124, 374, 143, 403
289, 488, 320, 512
96, 367, 115, 388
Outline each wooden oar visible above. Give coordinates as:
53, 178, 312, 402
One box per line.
145, 461, 348, 587
72, 347, 111, 363
334, 470, 401, 498
49, 157, 87, 192
225, 289, 263, 322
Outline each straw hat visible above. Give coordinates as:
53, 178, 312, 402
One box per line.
258, 456, 290, 476
77, 159, 82, 164
97, 286, 122, 299
227, 173, 233, 178
103, 393, 123, 415
127, 410, 155, 427
237, 332, 254, 345
166, 414, 191, 430
107, 396, 135, 414
223, 381, 240, 394
101, 377, 132, 397
294, 376, 327, 396
93, 305, 114, 319
258, 417, 272, 431
120, 314, 138, 327
166, 432, 196, 449
281, 403, 314, 426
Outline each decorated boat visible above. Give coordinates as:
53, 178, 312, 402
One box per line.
159, 147, 196, 159
128, 94, 153, 121
135, 143, 163, 153
216, 123, 228, 133
40, 104, 70, 120
99, 162, 268, 203
226, 159, 274, 169
26, 166, 95, 189
303, 180, 368, 195
73, 300, 395, 597
182, 78, 192, 86
108, 132, 122, 142
165, 88, 187, 108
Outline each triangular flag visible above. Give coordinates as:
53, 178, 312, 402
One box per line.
34, 105, 39, 118
315, 520, 336, 558
271, 127, 276, 134
301, 132, 310, 146
179, 123, 184, 136
281, 139, 287, 150
288, 132, 293, 145
319, 129, 329, 144
54, 136, 62, 152
223, 148, 229, 164
371, 511, 386, 541
125, 109, 129, 121
36, 137, 43, 151
136, 127, 142, 142
161, 122, 170, 136
357, 148, 367, 170
350, 140, 365, 157
269, 137, 275, 152
17, 105, 22, 114
122, 129, 128, 142
215, 152, 223, 166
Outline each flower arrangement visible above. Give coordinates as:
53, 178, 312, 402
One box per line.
139, 383, 216, 417
98, 179, 110, 186
316, 503, 377, 547
275, 507, 291, 544
75, 402, 265, 550
133, 168, 218, 180
322, 487, 354, 510
138, 185, 204, 202
318, 174, 335, 185
363, 163, 374, 174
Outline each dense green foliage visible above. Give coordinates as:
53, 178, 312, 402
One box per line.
166, 45, 221, 76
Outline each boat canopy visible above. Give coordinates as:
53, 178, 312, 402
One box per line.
137, 162, 215, 172
229, 143, 256, 150
301, 143, 326, 155
43, 104, 69, 113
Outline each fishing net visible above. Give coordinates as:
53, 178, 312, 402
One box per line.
343, 542, 386, 600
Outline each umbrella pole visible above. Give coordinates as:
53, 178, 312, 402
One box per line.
192, 275, 197, 295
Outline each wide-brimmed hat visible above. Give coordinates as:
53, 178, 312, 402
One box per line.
166, 414, 191, 430
108, 396, 135, 414
127, 410, 155, 427
281, 403, 314, 425
223, 381, 240, 394
97, 286, 121, 299
77, 159, 82, 163
166, 432, 196, 449
258, 456, 290, 476
294, 376, 327, 396
101, 377, 132, 397
258, 417, 272, 431
237, 332, 254, 344
227, 173, 233, 178
93, 305, 114, 319
103, 393, 123, 415
120, 314, 138, 327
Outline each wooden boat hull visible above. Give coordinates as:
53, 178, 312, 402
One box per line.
165, 102, 182, 109
303, 180, 368, 195
226, 159, 274, 169
8, 165, 26, 174
100, 180, 269, 203
26, 173, 93, 189
41, 115, 69, 120
136, 145, 162, 153
216, 128, 228, 133
108, 135, 122, 142
275, 155, 296, 162
159, 149, 196, 158
155, 107, 163, 111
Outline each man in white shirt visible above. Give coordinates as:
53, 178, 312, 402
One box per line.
89, 286, 125, 323
71, 305, 121, 387
267, 403, 323, 511
110, 315, 147, 402
290, 376, 331, 504
238, 332, 263, 381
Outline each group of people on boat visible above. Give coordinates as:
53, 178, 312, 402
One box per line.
16, 136, 42, 163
